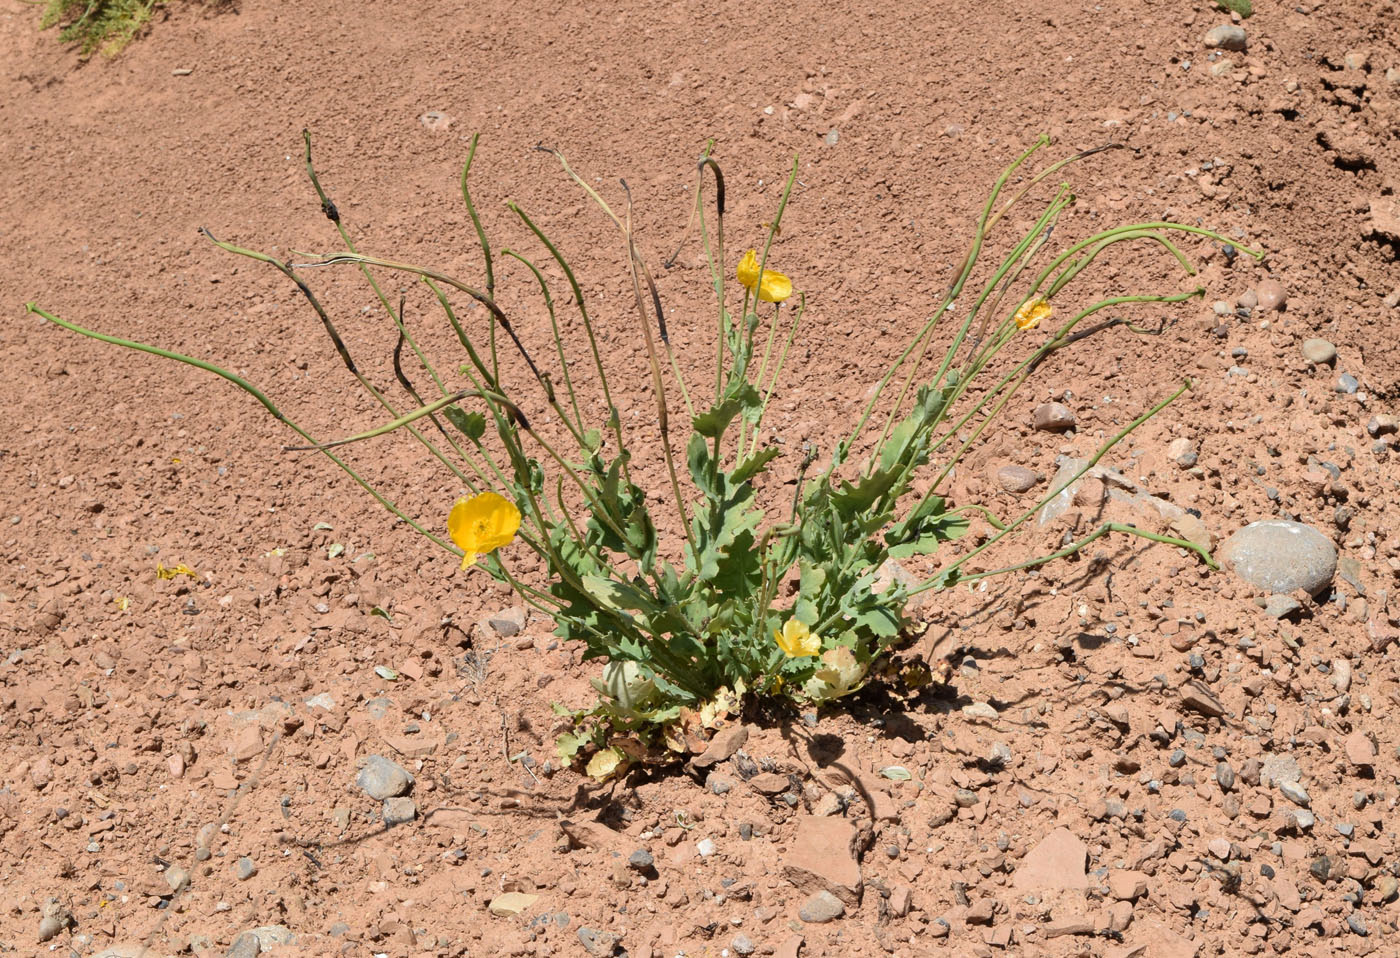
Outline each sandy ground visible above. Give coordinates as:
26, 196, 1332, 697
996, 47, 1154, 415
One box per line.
3, 0, 1400, 956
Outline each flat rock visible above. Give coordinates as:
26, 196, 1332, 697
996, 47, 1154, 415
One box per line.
691, 724, 749, 769
1219, 520, 1336, 596
356, 755, 413, 800
560, 818, 625, 852
1345, 731, 1377, 767
488, 892, 539, 917
1300, 339, 1337, 365
798, 890, 844, 923
1013, 827, 1088, 892
781, 815, 863, 906
1179, 680, 1226, 718
382, 797, 417, 825
749, 772, 791, 795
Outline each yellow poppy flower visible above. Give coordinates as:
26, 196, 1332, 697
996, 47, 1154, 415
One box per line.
773, 618, 820, 658
737, 249, 793, 304
1013, 297, 1052, 331
448, 491, 521, 569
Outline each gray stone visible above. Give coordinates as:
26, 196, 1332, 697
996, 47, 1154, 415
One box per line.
732, 933, 756, 955
356, 755, 413, 800
486, 605, 527, 637
1033, 402, 1076, 433
1261, 755, 1300, 786
226, 933, 260, 958
164, 864, 190, 893
1337, 373, 1360, 394
382, 797, 417, 825
996, 465, 1039, 493
1219, 520, 1337, 596
628, 848, 654, 871
1204, 24, 1247, 51
576, 927, 620, 956
799, 889, 846, 923
235, 857, 257, 881
1279, 780, 1311, 808
1215, 762, 1236, 791
1301, 339, 1336, 365
1348, 913, 1369, 936
1264, 594, 1302, 619
1367, 415, 1398, 437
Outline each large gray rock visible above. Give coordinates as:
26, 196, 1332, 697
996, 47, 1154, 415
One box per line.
1219, 520, 1336, 595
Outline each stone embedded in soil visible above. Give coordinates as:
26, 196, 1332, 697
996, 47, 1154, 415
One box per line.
488, 892, 539, 917
1370, 196, 1400, 242
382, 796, 417, 825
356, 755, 413, 800
576, 927, 620, 956
1301, 338, 1337, 365
1263, 594, 1302, 619
1179, 680, 1226, 718
965, 898, 996, 925
1218, 520, 1337, 596
798, 890, 845, 923
485, 605, 527, 637
1013, 827, 1088, 892
996, 465, 1039, 493
561, 818, 625, 851
226, 932, 260, 958
782, 815, 863, 906
1279, 780, 1311, 808
1108, 870, 1149, 901
1345, 731, 1377, 767
1256, 277, 1287, 311
1032, 402, 1076, 433
234, 857, 257, 880
749, 771, 791, 795
1203, 24, 1247, 51
1368, 414, 1399, 437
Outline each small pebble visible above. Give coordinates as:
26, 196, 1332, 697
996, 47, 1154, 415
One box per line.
731, 934, 756, 955
1203, 24, 1247, 51
799, 890, 845, 923
1300, 338, 1337, 365
1336, 373, 1359, 394
235, 857, 257, 881
356, 755, 413, 800
1347, 913, 1369, 936
628, 849, 654, 871
1256, 278, 1287, 311
1215, 762, 1236, 791
1032, 402, 1076, 433
996, 465, 1039, 494
1279, 781, 1311, 808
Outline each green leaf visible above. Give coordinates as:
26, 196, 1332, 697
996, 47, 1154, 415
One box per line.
886, 495, 970, 559
556, 731, 586, 761
443, 405, 487, 441
370, 606, 393, 621
732, 446, 780, 485
374, 665, 400, 681
1214, 0, 1251, 16
327, 543, 345, 559
692, 383, 761, 439
312, 521, 334, 531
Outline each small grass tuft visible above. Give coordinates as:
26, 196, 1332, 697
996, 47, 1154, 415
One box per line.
39, 0, 159, 58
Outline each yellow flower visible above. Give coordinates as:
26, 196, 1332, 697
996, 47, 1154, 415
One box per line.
773, 618, 820, 658
1013, 297, 1052, 331
737, 249, 793, 303
448, 491, 521, 569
